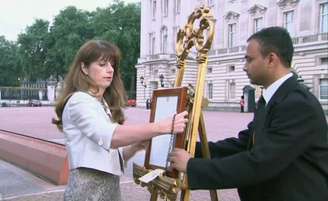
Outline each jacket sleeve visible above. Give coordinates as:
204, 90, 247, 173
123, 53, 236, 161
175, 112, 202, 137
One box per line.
67, 93, 118, 150
195, 121, 253, 158
187, 92, 322, 190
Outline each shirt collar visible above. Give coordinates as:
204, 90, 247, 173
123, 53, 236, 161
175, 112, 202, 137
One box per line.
262, 73, 293, 105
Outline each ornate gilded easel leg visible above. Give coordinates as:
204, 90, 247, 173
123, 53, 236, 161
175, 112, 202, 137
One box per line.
180, 182, 190, 201
199, 113, 219, 201
150, 187, 158, 201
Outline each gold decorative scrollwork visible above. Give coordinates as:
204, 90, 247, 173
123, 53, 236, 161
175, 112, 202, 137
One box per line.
176, 6, 215, 66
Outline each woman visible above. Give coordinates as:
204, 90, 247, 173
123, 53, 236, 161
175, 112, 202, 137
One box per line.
53, 40, 188, 201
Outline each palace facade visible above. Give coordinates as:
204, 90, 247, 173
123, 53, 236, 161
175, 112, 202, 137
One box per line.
135, 0, 328, 112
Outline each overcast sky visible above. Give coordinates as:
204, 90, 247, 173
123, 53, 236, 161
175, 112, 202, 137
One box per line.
0, 0, 140, 41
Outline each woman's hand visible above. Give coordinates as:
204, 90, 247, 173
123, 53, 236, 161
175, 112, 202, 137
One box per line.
158, 111, 188, 134
172, 111, 189, 133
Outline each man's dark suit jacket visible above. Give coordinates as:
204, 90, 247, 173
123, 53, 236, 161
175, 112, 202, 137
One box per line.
187, 75, 328, 201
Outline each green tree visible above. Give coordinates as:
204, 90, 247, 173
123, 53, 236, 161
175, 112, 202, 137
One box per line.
47, 6, 95, 80
16, 19, 50, 81
0, 2, 141, 96
0, 36, 20, 86
91, 1, 140, 98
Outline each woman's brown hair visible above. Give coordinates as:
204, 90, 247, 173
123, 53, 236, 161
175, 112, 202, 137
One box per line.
53, 40, 127, 130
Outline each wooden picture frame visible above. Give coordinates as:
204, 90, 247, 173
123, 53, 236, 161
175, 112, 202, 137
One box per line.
144, 87, 188, 178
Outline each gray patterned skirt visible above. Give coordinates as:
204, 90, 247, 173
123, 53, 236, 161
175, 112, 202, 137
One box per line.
64, 167, 121, 201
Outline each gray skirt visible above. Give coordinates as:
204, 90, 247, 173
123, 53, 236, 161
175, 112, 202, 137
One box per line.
64, 167, 121, 201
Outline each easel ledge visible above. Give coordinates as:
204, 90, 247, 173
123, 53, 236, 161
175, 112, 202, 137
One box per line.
133, 163, 184, 201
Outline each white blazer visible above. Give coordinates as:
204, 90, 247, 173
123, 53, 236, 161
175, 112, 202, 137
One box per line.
62, 91, 123, 176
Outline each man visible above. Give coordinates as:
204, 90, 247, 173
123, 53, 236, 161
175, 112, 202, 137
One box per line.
169, 27, 328, 201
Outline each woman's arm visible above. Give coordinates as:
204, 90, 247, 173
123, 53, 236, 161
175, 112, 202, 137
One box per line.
111, 111, 188, 148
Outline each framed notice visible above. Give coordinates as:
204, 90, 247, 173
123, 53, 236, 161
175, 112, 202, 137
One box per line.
144, 87, 188, 178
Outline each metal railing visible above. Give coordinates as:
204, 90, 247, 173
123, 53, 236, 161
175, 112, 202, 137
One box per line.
0, 87, 48, 100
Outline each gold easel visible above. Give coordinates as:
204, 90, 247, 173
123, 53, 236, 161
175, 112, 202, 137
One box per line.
133, 6, 218, 201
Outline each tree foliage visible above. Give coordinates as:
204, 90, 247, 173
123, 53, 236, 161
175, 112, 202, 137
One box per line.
0, 1, 140, 97
17, 19, 50, 81
91, 2, 140, 97
0, 36, 19, 86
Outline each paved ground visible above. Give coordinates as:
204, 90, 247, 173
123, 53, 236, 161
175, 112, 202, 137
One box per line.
0, 106, 254, 201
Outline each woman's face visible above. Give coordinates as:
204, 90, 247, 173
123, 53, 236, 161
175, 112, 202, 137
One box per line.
81, 59, 115, 93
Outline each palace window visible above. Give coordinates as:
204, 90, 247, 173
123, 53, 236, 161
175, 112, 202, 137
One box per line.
207, 82, 213, 99
254, 17, 263, 33
228, 65, 235, 72
283, 10, 294, 36
228, 23, 236, 48
320, 78, 328, 100
152, 0, 157, 20
229, 81, 236, 99
319, 2, 328, 33
175, 0, 181, 14
225, 80, 236, 100
149, 33, 156, 55
321, 57, 328, 65
163, 0, 168, 17
160, 26, 168, 53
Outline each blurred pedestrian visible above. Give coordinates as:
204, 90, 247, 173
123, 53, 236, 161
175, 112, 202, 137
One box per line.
239, 95, 245, 113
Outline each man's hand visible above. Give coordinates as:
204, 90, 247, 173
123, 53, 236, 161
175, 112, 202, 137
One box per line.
169, 148, 192, 173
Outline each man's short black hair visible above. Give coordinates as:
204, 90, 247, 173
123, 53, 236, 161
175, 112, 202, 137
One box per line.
247, 26, 294, 68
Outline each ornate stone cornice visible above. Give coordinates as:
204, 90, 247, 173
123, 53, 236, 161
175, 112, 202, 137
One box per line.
277, 0, 300, 8
225, 11, 240, 21
248, 4, 267, 15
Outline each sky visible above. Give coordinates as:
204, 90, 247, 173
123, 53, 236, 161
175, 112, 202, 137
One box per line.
0, 0, 140, 41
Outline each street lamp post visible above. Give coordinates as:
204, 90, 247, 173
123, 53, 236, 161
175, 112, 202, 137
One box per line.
17, 77, 22, 100
159, 74, 164, 88
140, 76, 147, 107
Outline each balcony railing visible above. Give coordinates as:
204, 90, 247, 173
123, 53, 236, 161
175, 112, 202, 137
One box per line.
292, 32, 328, 44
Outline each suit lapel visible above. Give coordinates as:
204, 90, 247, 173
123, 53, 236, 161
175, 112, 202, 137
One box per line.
265, 74, 298, 115
252, 74, 299, 145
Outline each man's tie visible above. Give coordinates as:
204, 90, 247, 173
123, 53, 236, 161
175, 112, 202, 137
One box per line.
252, 96, 266, 144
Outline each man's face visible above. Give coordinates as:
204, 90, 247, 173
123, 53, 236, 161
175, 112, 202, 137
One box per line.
243, 39, 270, 87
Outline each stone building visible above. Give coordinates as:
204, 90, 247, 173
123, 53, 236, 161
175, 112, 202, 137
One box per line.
135, 0, 328, 112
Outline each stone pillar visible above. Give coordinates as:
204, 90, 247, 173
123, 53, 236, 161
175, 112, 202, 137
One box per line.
38, 90, 43, 100
47, 81, 57, 104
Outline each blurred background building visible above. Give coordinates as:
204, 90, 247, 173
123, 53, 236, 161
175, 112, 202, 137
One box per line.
135, 0, 328, 112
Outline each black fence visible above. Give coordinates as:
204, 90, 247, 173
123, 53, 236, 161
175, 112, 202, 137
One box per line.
0, 87, 48, 100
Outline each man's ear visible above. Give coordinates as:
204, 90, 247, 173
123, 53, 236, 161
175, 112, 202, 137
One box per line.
267, 52, 279, 67
80, 63, 88, 75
